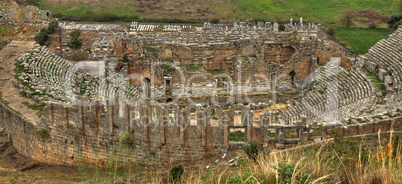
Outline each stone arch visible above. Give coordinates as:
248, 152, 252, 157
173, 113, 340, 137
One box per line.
143, 78, 151, 97
166, 98, 173, 104
289, 70, 296, 86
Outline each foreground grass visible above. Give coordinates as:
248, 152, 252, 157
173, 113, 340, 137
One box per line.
75, 132, 401, 183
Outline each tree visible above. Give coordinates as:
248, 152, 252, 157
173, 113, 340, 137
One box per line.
339, 11, 355, 29
67, 30, 83, 50
35, 28, 49, 46
388, 14, 402, 29
278, 24, 286, 31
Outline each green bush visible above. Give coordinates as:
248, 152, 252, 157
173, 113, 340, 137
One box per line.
68, 30, 83, 50
35, 128, 50, 139
34, 21, 57, 46
211, 18, 220, 24
243, 140, 263, 161
274, 164, 313, 184
388, 14, 402, 30
327, 132, 369, 163
169, 165, 184, 183
47, 21, 58, 33
278, 24, 285, 31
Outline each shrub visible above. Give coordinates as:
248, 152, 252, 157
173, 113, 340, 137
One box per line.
243, 140, 262, 161
35, 128, 50, 139
34, 21, 57, 46
278, 24, 285, 31
211, 18, 220, 24
327, 27, 336, 36
339, 11, 355, 29
68, 30, 83, 50
274, 164, 314, 184
387, 14, 402, 30
369, 22, 378, 29
169, 165, 184, 183
47, 21, 58, 33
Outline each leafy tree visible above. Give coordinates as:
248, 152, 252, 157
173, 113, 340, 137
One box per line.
35, 28, 49, 45
47, 21, 57, 33
68, 30, 83, 50
388, 14, 402, 30
339, 11, 355, 29
34, 21, 57, 46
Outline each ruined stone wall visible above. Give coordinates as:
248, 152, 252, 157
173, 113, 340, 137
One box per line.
321, 117, 402, 139
1, 99, 401, 166
0, 100, 268, 165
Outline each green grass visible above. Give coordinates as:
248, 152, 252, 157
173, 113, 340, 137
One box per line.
230, 130, 245, 141
31, 0, 397, 54
186, 65, 202, 72
267, 131, 276, 138
361, 68, 388, 97
332, 27, 393, 54
207, 69, 225, 75
22, 101, 44, 117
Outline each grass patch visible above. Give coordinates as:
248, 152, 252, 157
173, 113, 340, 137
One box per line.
207, 69, 225, 75
22, 101, 44, 117
361, 68, 388, 97
230, 130, 245, 142
143, 46, 159, 57
35, 128, 50, 139
332, 27, 393, 54
186, 65, 202, 72
267, 131, 276, 138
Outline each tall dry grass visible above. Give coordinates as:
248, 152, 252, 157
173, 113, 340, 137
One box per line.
77, 131, 401, 183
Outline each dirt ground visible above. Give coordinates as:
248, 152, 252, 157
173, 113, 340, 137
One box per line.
0, 131, 81, 183
0, 41, 42, 123
0, 128, 246, 183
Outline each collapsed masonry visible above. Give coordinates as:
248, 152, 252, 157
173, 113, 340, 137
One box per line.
0, 24, 401, 165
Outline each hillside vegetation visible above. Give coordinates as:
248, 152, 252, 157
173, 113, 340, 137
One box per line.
25, 0, 401, 53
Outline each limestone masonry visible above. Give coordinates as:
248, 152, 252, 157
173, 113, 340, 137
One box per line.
0, 18, 401, 165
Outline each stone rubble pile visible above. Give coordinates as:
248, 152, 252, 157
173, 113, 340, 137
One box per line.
59, 22, 124, 31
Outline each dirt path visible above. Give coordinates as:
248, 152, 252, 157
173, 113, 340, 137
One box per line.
0, 41, 41, 123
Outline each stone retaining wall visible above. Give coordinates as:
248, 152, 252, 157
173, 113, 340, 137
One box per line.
0, 99, 401, 166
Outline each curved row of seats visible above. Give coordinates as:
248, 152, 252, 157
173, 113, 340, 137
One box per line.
281, 62, 376, 125
364, 27, 402, 91
20, 46, 139, 104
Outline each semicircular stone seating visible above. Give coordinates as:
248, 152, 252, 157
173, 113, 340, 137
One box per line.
19, 46, 139, 104
280, 59, 377, 125
362, 26, 402, 114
